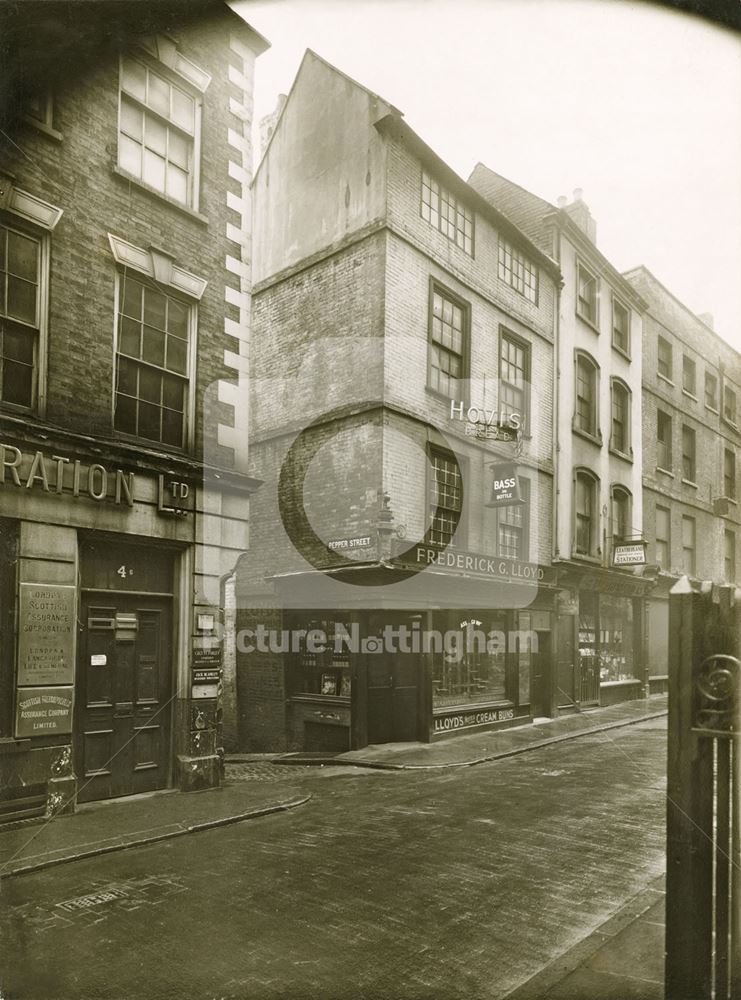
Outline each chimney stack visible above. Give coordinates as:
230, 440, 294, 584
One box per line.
563, 187, 597, 244
556, 195, 567, 208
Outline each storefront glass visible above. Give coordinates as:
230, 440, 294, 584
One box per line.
295, 617, 352, 698
599, 595, 635, 681
432, 612, 509, 708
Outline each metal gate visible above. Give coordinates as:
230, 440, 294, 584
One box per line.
665, 580, 740, 1000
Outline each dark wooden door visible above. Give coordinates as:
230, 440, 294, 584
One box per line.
76, 596, 172, 803
555, 614, 577, 709
531, 630, 553, 717
367, 654, 418, 745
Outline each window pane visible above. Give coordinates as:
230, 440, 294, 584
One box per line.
3, 360, 33, 406
142, 149, 166, 191
4, 324, 34, 363
145, 114, 167, 156
166, 165, 188, 204
161, 407, 183, 446
7, 231, 38, 281
171, 88, 194, 132
138, 366, 161, 403
162, 373, 184, 410
168, 130, 189, 169
119, 134, 142, 176
143, 288, 167, 329
166, 335, 187, 375
114, 392, 137, 434
117, 356, 138, 395
121, 58, 147, 101
142, 327, 166, 367
138, 400, 161, 440
120, 96, 142, 139
119, 316, 140, 357
147, 72, 170, 117
6, 276, 36, 324
168, 298, 188, 338
122, 277, 143, 319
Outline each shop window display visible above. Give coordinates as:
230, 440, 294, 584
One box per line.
599, 596, 635, 681
432, 614, 509, 708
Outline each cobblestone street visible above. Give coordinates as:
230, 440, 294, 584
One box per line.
1, 718, 666, 1000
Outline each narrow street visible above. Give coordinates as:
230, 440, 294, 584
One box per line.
0, 718, 666, 1000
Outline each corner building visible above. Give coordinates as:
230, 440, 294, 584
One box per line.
238, 52, 561, 752
0, 2, 267, 821
469, 169, 652, 713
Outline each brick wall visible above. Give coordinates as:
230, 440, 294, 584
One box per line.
0, 15, 258, 470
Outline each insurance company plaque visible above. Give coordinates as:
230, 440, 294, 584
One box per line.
18, 584, 76, 685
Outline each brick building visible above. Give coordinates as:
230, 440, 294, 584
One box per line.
0, 1, 267, 820
624, 265, 741, 679
237, 51, 562, 752
469, 169, 653, 711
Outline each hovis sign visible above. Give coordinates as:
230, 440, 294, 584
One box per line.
486, 463, 521, 507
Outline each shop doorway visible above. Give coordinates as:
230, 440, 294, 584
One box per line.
367, 654, 419, 744
555, 614, 578, 709
76, 595, 173, 803
530, 630, 553, 717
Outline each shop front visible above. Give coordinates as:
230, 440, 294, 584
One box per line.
240, 551, 558, 753
0, 434, 253, 821
553, 563, 653, 711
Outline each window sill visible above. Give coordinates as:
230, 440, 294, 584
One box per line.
722, 417, 739, 432
682, 389, 698, 402
609, 446, 633, 464
656, 467, 674, 478
611, 342, 631, 362
575, 310, 600, 335
572, 425, 603, 447
705, 404, 719, 414
111, 165, 209, 225
657, 372, 675, 387
570, 552, 601, 565
113, 429, 191, 458
21, 115, 63, 142
681, 478, 698, 489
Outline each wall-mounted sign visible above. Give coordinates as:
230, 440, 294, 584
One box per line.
464, 423, 518, 442
158, 476, 194, 516
193, 668, 221, 684
401, 546, 554, 584
17, 584, 75, 685
612, 542, 647, 567
191, 683, 219, 700
486, 463, 522, 507
192, 647, 222, 670
15, 685, 74, 738
0, 443, 134, 506
328, 536, 372, 552
433, 706, 522, 735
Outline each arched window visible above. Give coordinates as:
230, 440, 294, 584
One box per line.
611, 486, 632, 546
574, 352, 599, 438
610, 378, 631, 456
575, 469, 599, 556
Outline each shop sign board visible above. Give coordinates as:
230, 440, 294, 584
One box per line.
18, 584, 75, 685
612, 542, 647, 567
15, 685, 73, 737
486, 463, 522, 507
433, 706, 522, 735
401, 546, 555, 584
192, 647, 222, 670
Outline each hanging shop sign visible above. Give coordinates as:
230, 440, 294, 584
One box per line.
15, 685, 74, 737
0, 443, 135, 505
17, 584, 75, 685
486, 463, 522, 507
612, 542, 647, 567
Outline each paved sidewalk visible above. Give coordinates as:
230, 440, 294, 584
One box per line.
505, 875, 665, 1000
275, 694, 668, 769
0, 781, 310, 879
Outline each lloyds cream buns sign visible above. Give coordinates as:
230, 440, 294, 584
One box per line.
17, 584, 75, 686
